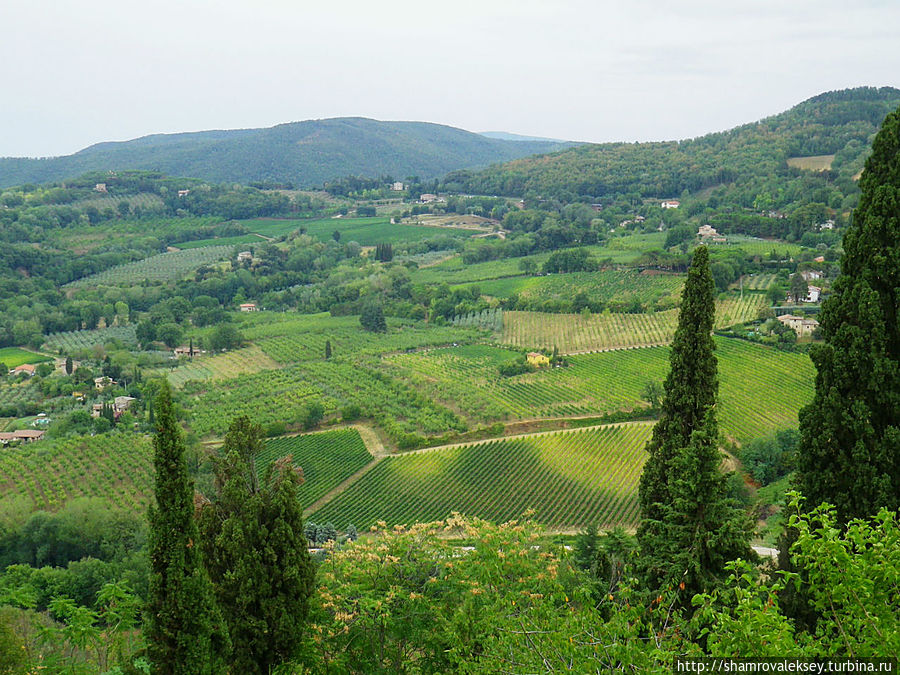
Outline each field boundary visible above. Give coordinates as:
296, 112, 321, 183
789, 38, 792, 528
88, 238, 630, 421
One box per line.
303, 457, 382, 517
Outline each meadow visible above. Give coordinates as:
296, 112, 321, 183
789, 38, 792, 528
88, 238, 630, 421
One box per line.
309, 423, 652, 530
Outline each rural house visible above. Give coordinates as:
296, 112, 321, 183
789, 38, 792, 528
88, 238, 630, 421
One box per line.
10, 364, 36, 377
777, 314, 820, 337
804, 286, 821, 303
661, 200, 680, 209
0, 429, 45, 445
526, 352, 550, 367
239, 302, 259, 312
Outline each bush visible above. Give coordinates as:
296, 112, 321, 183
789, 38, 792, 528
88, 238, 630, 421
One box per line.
341, 404, 362, 422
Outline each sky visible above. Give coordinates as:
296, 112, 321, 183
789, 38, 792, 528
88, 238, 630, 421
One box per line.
2, 0, 899, 157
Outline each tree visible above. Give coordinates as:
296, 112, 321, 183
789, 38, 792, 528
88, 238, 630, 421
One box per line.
636, 246, 750, 599
136, 320, 156, 349
65, 356, 73, 376
332, 229, 341, 242
324, 339, 332, 359
796, 105, 900, 524
360, 302, 387, 333
208, 323, 243, 351
146, 383, 229, 674
789, 273, 809, 303
641, 380, 663, 410
197, 417, 315, 675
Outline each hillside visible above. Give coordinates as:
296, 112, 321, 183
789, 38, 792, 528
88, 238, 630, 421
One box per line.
445, 87, 900, 209
0, 117, 569, 188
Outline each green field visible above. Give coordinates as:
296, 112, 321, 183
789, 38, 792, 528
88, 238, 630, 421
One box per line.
237, 216, 471, 245
786, 154, 835, 171
310, 423, 652, 530
461, 269, 685, 310
0, 433, 154, 512
150, 345, 280, 387
256, 429, 373, 509
385, 337, 813, 444
0, 348, 53, 368
500, 295, 767, 353
43, 325, 138, 352
64, 245, 234, 287
175, 234, 264, 249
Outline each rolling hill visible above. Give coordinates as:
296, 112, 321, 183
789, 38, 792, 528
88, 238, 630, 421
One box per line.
444, 87, 900, 206
0, 117, 570, 189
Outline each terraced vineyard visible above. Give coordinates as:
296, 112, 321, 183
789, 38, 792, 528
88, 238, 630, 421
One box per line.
501, 295, 767, 353
150, 345, 280, 387
0, 433, 154, 511
386, 337, 814, 444
739, 274, 777, 291
44, 325, 138, 352
310, 423, 652, 530
237, 216, 469, 245
462, 269, 685, 311
256, 430, 373, 508
64, 245, 234, 287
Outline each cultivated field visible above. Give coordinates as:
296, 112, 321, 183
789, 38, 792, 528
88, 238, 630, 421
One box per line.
0, 433, 154, 511
64, 245, 234, 287
309, 423, 652, 530
0, 348, 53, 368
151, 344, 280, 387
256, 429, 373, 509
236, 216, 471, 245
500, 295, 767, 353
44, 326, 138, 352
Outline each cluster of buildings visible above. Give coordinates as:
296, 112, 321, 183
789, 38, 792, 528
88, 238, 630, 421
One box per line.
777, 314, 820, 337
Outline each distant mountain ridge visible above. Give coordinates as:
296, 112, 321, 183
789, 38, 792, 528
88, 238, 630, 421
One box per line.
0, 118, 571, 188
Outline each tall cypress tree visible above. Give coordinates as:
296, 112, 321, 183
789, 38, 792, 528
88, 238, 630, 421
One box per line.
146, 383, 229, 674
638, 246, 718, 528
796, 105, 900, 523
636, 246, 751, 598
197, 416, 316, 675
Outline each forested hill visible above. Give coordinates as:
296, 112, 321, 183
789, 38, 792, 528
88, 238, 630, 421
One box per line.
0, 118, 570, 189
444, 87, 900, 209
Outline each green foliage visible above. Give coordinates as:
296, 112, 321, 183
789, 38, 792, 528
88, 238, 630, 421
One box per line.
197, 417, 316, 675
638, 247, 752, 600
797, 104, 900, 523
146, 383, 229, 674
65, 246, 234, 289
741, 429, 798, 485
359, 302, 387, 333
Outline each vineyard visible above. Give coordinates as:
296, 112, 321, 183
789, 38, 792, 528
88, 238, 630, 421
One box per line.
150, 345, 280, 387
175, 234, 264, 249
501, 294, 767, 353
461, 269, 685, 311
255, 429, 373, 508
738, 274, 777, 291
182, 357, 465, 441
256, 321, 480, 364
64, 245, 234, 287
0, 379, 42, 409
43, 325, 138, 352
385, 337, 814, 444
309, 423, 652, 530
0, 433, 154, 512
0, 347, 53, 368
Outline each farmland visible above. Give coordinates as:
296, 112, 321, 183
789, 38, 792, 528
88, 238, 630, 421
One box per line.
0, 347, 53, 368
0, 433, 154, 512
310, 423, 652, 530
64, 245, 234, 287
384, 337, 814, 444
256, 429, 374, 509
461, 269, 685, 310
236, 216, 471, 245
43, 325, 138, 352
150, 344, 280, 387
786, 154, 835, 171
500, 294, 767, 353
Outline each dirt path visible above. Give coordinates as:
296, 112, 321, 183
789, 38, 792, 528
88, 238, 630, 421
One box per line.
352, 424, 389, 458
304, 457, 382, 517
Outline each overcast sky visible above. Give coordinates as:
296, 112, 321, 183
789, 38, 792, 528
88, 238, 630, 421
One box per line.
2, 0, 899, 157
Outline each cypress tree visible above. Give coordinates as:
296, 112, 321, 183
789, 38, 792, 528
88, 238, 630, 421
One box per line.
325, 339, 332, 359
638, 246, 718, 528
796, 105, 900, 523
197, 416, 316, 675
636, 246, 751, 598
146, 383, 229, 674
